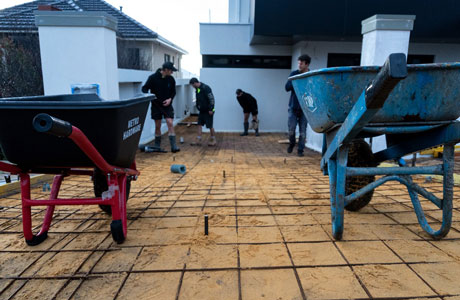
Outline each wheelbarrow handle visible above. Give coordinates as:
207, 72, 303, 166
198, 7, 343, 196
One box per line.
33, 113, 73, 137
365, 53, 407, 109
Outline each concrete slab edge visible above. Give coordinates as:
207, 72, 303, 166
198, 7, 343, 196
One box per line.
0, 174, 55, 198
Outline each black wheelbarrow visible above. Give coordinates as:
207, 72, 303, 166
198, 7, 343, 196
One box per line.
0, 93, 153, 245
290, 54, 460, 240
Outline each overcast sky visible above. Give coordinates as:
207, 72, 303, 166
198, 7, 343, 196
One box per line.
0, 0, 229, 75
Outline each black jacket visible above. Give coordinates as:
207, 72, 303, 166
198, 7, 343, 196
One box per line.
236, 92, 258, 112
195, 82, 215, 112
142, 69, 176, 105
285, 70, 301, 111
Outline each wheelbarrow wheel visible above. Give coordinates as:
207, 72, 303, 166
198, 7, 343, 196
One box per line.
93, 169, 131, 214
345, 140, 377, 211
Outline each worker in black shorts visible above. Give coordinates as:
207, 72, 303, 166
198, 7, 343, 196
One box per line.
236, 89, 259, 136
141, 62, 180, 153
189, 78, 217, 146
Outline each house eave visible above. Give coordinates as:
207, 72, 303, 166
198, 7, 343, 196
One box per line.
120, 37, 188, 55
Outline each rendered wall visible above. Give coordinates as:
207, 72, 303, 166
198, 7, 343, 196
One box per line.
36, 11, 120, 100
200, 68, 291, 132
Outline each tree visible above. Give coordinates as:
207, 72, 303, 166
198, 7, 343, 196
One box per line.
0, 34, 44, 98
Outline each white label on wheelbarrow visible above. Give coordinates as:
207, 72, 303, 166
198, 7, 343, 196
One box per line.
123, 117, 141, 140
303, 93, 317, 112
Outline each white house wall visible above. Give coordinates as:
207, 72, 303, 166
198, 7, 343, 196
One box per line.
38, 26, 119, 99
152, 43, 182, 75
409, 43, 460, 62
200, 23, 292, 56
200, 68, 291, 132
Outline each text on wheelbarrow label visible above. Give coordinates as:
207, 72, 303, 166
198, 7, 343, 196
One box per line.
302, 93, 317, 112
123, 117, 141, 140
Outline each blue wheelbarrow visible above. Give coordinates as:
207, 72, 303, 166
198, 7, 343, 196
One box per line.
291, 53, 460, 240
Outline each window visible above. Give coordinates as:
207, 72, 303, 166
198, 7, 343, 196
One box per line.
327, 53, 361, 67
202, 55, 291, 69
164, 54, 171, 62
407, 55, 435, 64
126, 48, 140, 69
327, 53, 436, 68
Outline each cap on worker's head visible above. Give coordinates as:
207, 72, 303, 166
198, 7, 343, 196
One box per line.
162, 61, 178, 71
189, 77, 199, 84
236, 89, 243, 95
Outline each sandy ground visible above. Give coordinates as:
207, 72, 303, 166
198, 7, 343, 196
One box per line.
1, 124, 460, 299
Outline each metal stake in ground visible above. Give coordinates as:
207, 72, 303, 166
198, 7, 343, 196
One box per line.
223, 170, 226, 178
204, 214, 209, 235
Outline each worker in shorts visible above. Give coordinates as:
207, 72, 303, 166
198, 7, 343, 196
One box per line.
141, 62, 180, 153
189, 78, 217, 146
236, 88, 259, 136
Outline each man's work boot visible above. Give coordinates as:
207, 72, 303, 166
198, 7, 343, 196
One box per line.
154, 136, 161, 148
297, 151, 304, 157
287, 134, 295, 153
169, 135, 180, 153
254, 120, 259, 136
190, 136, 202, 146
208, 136, 217, 146
240, 122, 249, 136
152, 135, 167, 152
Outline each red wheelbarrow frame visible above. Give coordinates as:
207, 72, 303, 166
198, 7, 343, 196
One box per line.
0, 114, 138, 245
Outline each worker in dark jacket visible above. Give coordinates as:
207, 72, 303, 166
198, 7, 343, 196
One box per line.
285, 54, 310, 157
141, 62, 180, 153
189, 77, 217, 146
236, 89, 259, 136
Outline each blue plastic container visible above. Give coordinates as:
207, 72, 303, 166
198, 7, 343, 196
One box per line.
170, 164, 186, 174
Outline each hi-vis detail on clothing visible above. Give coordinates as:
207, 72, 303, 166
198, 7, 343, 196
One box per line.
303, 93, 317, 112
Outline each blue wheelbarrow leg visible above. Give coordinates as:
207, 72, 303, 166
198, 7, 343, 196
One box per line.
408, 143, 454, 239
328, 145, 349, 240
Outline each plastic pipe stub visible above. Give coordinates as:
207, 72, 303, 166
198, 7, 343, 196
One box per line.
170, 164, 186, 174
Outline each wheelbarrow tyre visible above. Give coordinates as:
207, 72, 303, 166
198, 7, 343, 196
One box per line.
93, 169, 131, 214
345, 140, 377, 211
110, 220, 125, 244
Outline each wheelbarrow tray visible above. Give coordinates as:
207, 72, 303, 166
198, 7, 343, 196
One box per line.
290, 63, 460, 133
0, 94, 153, 169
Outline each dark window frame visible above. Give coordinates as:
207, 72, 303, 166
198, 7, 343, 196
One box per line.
327, 53, 435, 68
202, 55, 292, 69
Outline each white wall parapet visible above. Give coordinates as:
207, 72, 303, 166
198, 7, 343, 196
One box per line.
35, 11, 119, 100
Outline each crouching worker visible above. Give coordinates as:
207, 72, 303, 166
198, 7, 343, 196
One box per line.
189, 78, 217, 146
141, 62, 180, 153
236, 89, 259, 136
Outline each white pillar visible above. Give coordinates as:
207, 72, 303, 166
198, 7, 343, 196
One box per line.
361, 14, 415, 66
35, 11, 119, 100
228, 0, 251, 23
361, 14, 415, 152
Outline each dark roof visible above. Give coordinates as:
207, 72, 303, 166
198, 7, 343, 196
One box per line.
0, 0, 187, 53
252, 0, 460, 44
